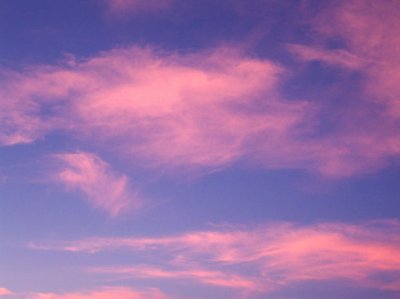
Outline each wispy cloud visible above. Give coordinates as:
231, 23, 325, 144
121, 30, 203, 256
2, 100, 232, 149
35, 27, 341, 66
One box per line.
1, 42, 399, 177
0, 46, 310, 171
30, 286, 172, 299
285, 0, 400, 177
302, 0, 400, 119
0, 288, 13, 297
31, 220, 400, 294
104, 0, 172, 16
288, 44, 366, 70
55, 151, 138, 216
92, 266, 259, 290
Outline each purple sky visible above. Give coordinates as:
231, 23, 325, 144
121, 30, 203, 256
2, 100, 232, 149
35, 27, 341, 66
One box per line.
1, 1, 400, 298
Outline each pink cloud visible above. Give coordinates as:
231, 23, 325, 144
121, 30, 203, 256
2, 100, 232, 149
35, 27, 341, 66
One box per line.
0, 65, 89, 146
314, 0, 400, 119
0, 46, 311, 171
92, 266, 259, 290
1, 43, 399, 177
55, 151, 138, 216
105, 0, 172, 15
31, 286, 171, 299
0, 288, 13, 296
72, 47, 299, 172
285, 0, 400, 176
336, 0, 400, 119
288, 44, 366, 70
32, 220, 400, 294
302, 0, 400, 119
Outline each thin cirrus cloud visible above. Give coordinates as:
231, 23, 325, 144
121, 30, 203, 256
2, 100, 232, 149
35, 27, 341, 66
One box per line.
31, 220, 400, 294
104, 0, 172, 15
29, 287, 172, 299
296, 0, 400, 118
54, 151, 138, 216
288, 44, 366, 70
325, 0, 400, 118
1, 41, 399, 178
72, 47, 299, 171
0, 46, 310, 171
91, 266, 259, 291
286, 0, 400, 176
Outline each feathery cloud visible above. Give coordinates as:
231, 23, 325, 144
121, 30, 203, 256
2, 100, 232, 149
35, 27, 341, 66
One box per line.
31, 287, 172, 299
55, 152, 138, 216
1, 42, 399, 177
105, 0, 172, 15
31, 220, 400, 294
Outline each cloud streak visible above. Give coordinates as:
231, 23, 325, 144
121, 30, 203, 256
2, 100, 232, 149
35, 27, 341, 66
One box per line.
55, 151, 138, 216
31, 220, 400, 294
105, 0, 172, 15
30, 286, 172, 299
288, 44, 366, 70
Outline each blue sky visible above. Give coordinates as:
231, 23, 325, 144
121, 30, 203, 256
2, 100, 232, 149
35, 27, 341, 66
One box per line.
1, 1, 400, 298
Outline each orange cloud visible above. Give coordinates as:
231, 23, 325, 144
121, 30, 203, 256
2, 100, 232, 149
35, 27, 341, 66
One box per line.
31, 220, 400, 294
55, 151, 139, 216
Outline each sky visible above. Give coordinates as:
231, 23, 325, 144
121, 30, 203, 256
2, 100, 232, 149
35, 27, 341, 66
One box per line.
1, 0, 400, 298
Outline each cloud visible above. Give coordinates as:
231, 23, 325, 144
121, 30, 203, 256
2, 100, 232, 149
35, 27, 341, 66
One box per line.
286, 0, 400, 176
299, 0, 400, 118
55, 151, 138, 216
91, 266, 259, 290
0, 65, 86, 146
333, 0, 400, 115
104, 0, 172, 16
1, 42, 399, 178
288, 44, 366, 70
30, 286, 172, 299
0, 46, 311, 171
31, 220, 400, 295
0, 288, 13, 296
75, 47, 295, 171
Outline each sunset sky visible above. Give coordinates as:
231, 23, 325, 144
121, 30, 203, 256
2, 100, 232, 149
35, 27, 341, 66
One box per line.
1, 0, 400, 298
